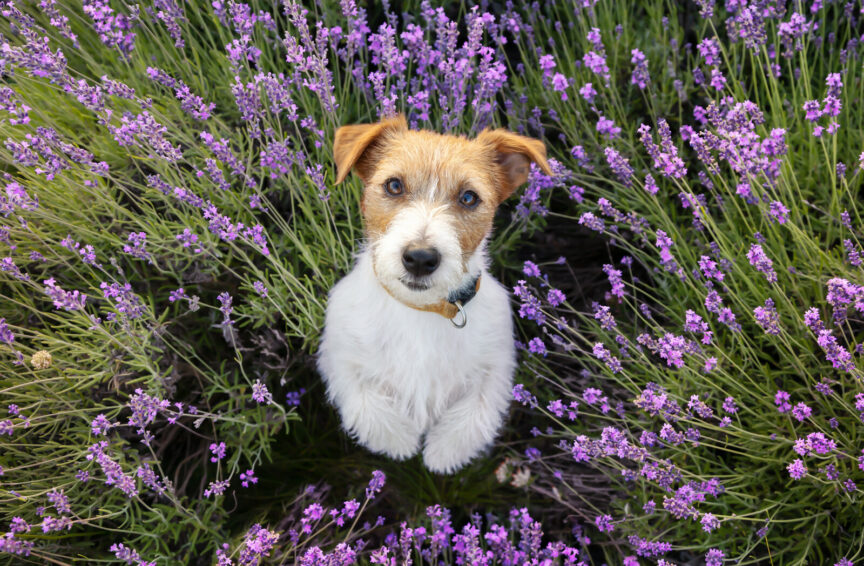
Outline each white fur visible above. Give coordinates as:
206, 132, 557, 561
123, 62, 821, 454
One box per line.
370, 201, 465, 307
316, 243, 516, 474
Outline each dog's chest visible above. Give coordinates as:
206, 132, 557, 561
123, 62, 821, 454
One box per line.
319, 261, 514, 425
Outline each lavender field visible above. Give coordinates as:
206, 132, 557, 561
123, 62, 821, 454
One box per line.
2, 0, 864, 564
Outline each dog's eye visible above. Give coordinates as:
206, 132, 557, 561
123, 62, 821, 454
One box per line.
384, 178, 404, 196
459, 190, 480, 209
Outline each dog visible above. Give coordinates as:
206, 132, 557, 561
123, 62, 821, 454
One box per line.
317, 114, 551, 473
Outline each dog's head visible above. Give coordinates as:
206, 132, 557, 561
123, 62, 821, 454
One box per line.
333, 115, 552, 308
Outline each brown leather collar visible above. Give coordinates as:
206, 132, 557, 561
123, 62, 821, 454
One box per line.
383, 274, 482, 320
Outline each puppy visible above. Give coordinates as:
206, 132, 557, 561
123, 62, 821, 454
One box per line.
317, 115, 551, 473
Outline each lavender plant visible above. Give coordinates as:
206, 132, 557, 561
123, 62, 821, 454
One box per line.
503, 1, 864, 564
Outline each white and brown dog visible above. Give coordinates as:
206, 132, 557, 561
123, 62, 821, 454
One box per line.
317, 115, 551, 473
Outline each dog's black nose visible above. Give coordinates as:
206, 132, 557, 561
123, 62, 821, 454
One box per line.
402, 247, 440, 277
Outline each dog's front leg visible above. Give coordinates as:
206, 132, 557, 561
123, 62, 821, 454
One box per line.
422, 377, 511, 474
330, 379, 422, 460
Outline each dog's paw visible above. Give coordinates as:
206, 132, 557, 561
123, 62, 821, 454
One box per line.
422, 431, 478, 474
352, 416, 421, 461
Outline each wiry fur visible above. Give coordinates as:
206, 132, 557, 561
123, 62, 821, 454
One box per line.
317, 115, 550, 473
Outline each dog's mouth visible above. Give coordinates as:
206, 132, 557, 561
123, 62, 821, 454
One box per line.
400, 277, 431, 292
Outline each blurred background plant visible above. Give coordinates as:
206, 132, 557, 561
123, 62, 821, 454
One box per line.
0, 0, 862, 564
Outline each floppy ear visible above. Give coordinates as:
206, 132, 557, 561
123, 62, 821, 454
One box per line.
333, 114, 408, 184
476, 128, 553, 201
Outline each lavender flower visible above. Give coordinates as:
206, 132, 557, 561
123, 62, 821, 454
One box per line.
630, 49, 649, 89
603, 265, 625, 299
747, 244, 777, 283
240, 469, 258, 488
787, 459, 807, 480
209, 442, 227, 462
123, 232, 151, 263
754, 298, 781, 335
83, 0, 137, 54
251, 379, 273, 404
43, 279, 86, 311
604, 147, 634, 186
592, 343, 622, 373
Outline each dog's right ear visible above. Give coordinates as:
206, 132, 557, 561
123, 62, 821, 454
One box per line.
333, 114, 408, 184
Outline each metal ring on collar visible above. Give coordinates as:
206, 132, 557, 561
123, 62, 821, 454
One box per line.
450, 300, 467, 328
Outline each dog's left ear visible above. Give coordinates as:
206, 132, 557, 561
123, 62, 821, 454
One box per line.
333, 114, 408, 184
476, 128, 553, 201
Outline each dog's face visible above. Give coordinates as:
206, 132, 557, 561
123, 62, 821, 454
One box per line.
333, 115, 552, 308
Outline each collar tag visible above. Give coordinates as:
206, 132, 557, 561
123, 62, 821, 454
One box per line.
450, 300, 467, 328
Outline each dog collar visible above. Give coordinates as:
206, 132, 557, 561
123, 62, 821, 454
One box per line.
386, 273, 481, 328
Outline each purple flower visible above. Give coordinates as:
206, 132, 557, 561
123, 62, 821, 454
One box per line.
547, 288, 565, 306
592, 343, 622, 373
204, 479, 229, 498
111, 543, 147, 565
644, 173, 659, 195
237, 524, 279, 563
169, 288, 187, 303
91, 414, 114, 436
816, 329, 855, 372
775, 390, 792, 413
251, 379, 272, 404
593, 304, 616, 331
604, 147, 634, 186
152, 0, 186, 48
594, 514, 614, 533
706, 548, 725, 566
701, 513, 719, 532
240, 469, 258, 488
638, 120, 687, 179
209, 442, 227, 463
108, 111, 182, 162
522, 261, 541, 278
754, 298, 781, 335
596, 115, 621, 139
253, 281, 268, 297
539, 54, 556, 75
123, 232, 151, 263
551, 73, 569, 100
285, 388, 306, 407
0, 319, 13, 346
803, 100, 822, 121
176, 229, 202, 253
579, 83, 598, 102
527, 337, 547, 356
794, 432, 837, 456
747, 244, 777, 283
583, 51, 610, 86
83, 0, 136, 54
366, 470, 386, 498
101, 282, 145, 321
87, 441, 138, 498
630, 49, 649, 89
710, 68, 726, 90
603, 265, 625, 299
791, 402, 812, 422
217, 292, 233, 325
768, 201, 789, 224
787, 458, 807, 480
43, 278, 87, 311
578, 212, 605, 232
698, 38, 721, 66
